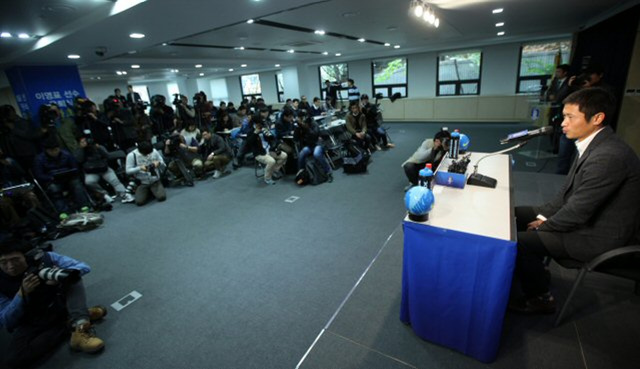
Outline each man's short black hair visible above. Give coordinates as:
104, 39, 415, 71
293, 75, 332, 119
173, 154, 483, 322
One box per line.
128, 85, 133, 89
285, 98, 292, 103
114, 88, 121, 93
281, 109, 294, 117
43, 137, 60, 149
313, 97, 320, 103
237, 104, 247, 111
137, 140, 153, 155
292, 98, 299, 103
201, 127, 211, 134
0, 238, 30, 257
348, 78, 354, 84
563, 87, 616, 126
434, 130, 451, 141
585, 62, 605, 75
557, 64, 570, 73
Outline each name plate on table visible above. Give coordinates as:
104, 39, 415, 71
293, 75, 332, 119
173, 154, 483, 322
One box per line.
434, 171, 466, 189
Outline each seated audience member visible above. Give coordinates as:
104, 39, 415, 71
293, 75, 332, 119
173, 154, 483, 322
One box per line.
361, 94, 394, 150
33, 139, 90, 214
291, 99, 301, 117
510, 88, 640, 314
275, 109, 296, 158
248, 97, 258, 111
180, 120, 201, 148
164, 132, 203, 179
295, 116, 332, 182
215, 111, 234, 132
299, 96, 312, 112
113, 88, 126, 106
0, 240, 107, 369
345, 102, 371, 150
401, 130, 450, 191
200, 128, 232, 178
246, 119, 287, 185
230, 106, 254, 168
125, 141, 166, 206
75, 136, 134, 204
0, 149, 40, 229
226, 102, 237, 114
309, 97, 326, 117
0, 105, 41, 171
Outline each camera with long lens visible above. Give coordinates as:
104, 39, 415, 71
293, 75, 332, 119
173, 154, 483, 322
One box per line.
172, 93, 182, 106
24, 246, 81, 284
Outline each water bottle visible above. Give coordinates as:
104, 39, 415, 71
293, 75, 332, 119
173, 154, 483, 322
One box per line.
418, 163, 434, 189
449, 130, 460, 159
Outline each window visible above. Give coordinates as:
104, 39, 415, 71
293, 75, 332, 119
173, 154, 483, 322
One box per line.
516, 40, 572, 94
240, 74, 262, 100
318, 63, 348, 99
276, 73, 284, 103
209, 78, 228, 105
437, 51, 482, 96
131, 85, 150, 104
372, 58, 408, 98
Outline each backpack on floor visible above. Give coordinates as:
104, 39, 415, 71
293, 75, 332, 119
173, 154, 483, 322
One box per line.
306, 158, 328, 185
342, 140, 369, 174
59, 212, 104, 231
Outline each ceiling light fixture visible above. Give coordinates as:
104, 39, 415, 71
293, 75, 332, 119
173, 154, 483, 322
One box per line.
1, 32, 12, 38
322, 51, 329, 55
122, 71, 127, 75
394, 45, 401, 49
131, 64, 140, 68
228, 68, 234, 72
275, 64, 280, 67
234, 46, 245, 50
247, 19, 254, 24
67, 54, 80, 59
18, 33, 30, 39
116, 71, 123, 75
495, 22, 504, 27
335, 53, 342, 56
492, 8, 503, 14
162, 42, 168, 46
497, 31, 505, 36
129, 33, 145, 39
314, 30, 326, 35
411, 0, 439, 28
287, 49, 295, 53
199, 73, 205, 76
384, 43, 391, 47
357, 38, 366, 42
195, 64, 202, 68
241, 64, 247, 67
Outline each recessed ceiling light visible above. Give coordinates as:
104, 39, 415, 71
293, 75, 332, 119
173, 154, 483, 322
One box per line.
1, 32, 12, 38
116, 71, 123, 75
322, 51, 329, 55
96, 76, 101, 80
394, 45, 400, 49
357, 38, 366, 42
162, 42, 168, 46
129, 33, 145, 39
495, 22, 504, 27
287, 49, 295, 53
384, 43, 391, 47
335, 53, 342, 56
492, 8, 503, 14
497, 31, 505, 36
199, 72, 204, 76
131, 64, 140, 69
247, 19, 254, 24
314, 30, 325, 35
241, 64, 247, 67
434, 18, 440, 28
18, 33, 30, 39
195, 64, 202, 68
228, 68, 234, 72
234, 46, 245, 50
128, 50, 137, 54
275, 64, 280, 67
67, 54, 80, 59
342, 11, 360, 18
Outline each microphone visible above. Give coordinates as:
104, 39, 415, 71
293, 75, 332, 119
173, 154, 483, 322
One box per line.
500, 126, 553, 144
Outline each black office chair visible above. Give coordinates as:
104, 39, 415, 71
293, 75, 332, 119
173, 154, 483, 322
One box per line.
553, 244, 640, 327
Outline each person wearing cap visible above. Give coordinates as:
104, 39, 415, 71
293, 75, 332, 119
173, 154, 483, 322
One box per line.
32, 138, 91, 214
401, 130, 451, 191
361, 94, 395, 150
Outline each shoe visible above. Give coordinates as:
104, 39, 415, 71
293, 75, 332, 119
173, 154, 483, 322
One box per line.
88, 306, 108, 322
121, 193, 135, 204
386, 143, 396, 148
272, 171, 282, 180
264, 178, 276, 185
213, 170, 222, 179
508, 294, 556, 314
80, 206, 90, 213
103, 194, 114, 204
375, 145, 382, 151
222, 166, 232, 175
70, 323, 105, 353
327, 173, 333, 183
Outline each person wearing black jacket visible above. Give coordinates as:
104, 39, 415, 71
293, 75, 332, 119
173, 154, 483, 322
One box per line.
75, 137, 133, 204
200, 128, 232, 178
246, 118, 287, 185
0, 150, 40, 229
294, 116, 332, 182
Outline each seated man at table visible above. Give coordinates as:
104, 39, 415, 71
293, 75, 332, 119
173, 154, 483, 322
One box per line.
309, 97, 326, 117
401, 129, 450, 191
295, 116, 332, 182
510, 87, 640, 314
200, 128, 232, 178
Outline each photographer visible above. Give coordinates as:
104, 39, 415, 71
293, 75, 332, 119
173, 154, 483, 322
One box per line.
246, 118, 287, 185
324, 80, 338, 110
361, 94, 394, 150
0, 240, 106, 368
125, 141, 166, 206
164, 131, 204, 179
401, 130, 451, 191
149, 95, 176, 136
174, 95, 196, 129
75, 136, 134, 204
0, 105, 41, 172
200, 128, 232, 178
75, 100, 114, 150
104, 97, 137, 152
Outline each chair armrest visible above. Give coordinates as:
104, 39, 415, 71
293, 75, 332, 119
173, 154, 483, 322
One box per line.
587, 245, 640, 271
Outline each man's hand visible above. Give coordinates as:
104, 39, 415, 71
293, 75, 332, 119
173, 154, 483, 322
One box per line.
79, 139, 88, 148
207, 153, 215, 161
433, 139, 442, 150
140, 165, 148, 172
527, 219, 545, 231
19, 274, 40, 297
356, 132, 364, 139
152, 161, 160, 168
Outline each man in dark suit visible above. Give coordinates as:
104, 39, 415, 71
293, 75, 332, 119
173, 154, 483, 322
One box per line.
546, 64, 571, 154
324, 80, 338, 110
511, 87, 640, 314
126, 85, 142, 108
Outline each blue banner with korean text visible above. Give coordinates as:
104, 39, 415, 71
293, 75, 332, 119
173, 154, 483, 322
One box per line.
5, 65, 86, 126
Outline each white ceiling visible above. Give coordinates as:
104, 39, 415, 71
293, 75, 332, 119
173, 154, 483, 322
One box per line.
0, 0, 636, 85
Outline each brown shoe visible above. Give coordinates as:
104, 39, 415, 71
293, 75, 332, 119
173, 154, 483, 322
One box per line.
88, 305, 107, 322
508, 294, 556, 314
386, 143, 396, 148
70, 323, 105, 353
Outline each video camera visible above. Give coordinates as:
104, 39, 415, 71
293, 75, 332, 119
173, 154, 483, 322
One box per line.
172, 94, 182, 106
24, 246, 80, 284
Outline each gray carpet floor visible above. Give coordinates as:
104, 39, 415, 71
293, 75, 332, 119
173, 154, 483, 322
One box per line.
1, 122, 638, 369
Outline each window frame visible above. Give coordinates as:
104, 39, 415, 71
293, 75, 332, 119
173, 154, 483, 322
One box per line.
515, 39, 572, 94
275, 73, 284, 103
317, 63, 349, 100
371, 57, 409, 98
436, 51, 483, 97
239, 74, 263, 101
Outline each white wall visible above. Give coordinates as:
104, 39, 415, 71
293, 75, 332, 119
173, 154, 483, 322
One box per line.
258, 71, 278, 103
83, 80, 127, 103
408, 52, 437, 98
480, 43, 521, 95
348, 59, 373, 98
282, 66, 300, 100
225, 76, 242, 104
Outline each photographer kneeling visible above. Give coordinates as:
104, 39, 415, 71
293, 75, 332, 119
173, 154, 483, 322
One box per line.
125, 141, 167, 206
401, 129, 450, 191
0, 240, 106, 368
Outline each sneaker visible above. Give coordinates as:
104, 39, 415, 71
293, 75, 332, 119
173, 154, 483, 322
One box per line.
272, 171, 282, 180
70, 323, 105, 353
103, 194, 114, 204
327, 173, 333, 183
213, 170, 222, 179
386, 143, 396, 148
264, 178, 276, 185
375, 145, 382, 151
80, 206, 90, 213
88, 306, 108, 322
121, 193, 135, 203
223, 166, 232, 175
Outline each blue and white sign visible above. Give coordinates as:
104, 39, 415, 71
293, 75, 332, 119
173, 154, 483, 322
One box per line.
530, 107, 540, 120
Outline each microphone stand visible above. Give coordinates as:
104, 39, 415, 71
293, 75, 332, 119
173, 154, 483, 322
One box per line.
466, 141, 529, 188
